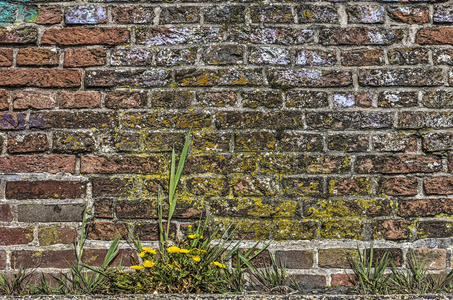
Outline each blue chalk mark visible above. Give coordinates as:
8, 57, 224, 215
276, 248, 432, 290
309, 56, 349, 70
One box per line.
0, 2, 17, 24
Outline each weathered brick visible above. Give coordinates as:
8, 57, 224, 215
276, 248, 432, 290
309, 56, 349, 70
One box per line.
260, 154, 350, 175
13, 91, 56, 110
38, 227, 77, 246
112, 6, 154, 24
319, 249, 358, 269
398, 111, 453, 129
0, 155, 75, 174
388, 6, 429, 24
33, 7, 62, 25
424, 176, 453, 195
94, 199, 113, 218
242, 90, 282, 109
92, 177, 132, 198
418, 221, 453, 239
341, 49, 384, 66
248, 46, 290, 65
141, 132, 185, 153
320, 220, 363, 239
81, 155, 163, 174
417, 28, 453, 45
85, 69, 171, 88
6, 181, 85, 200
53, 131, 96, 153
281, 177, 322, 197
299, 5, 338, 23
122, 111, 211, 130
380, 177, 418, 196
434, 6, 453, 23
423, 90, 453, 108
410, 249, 446, 270
42, 27, 129, 45
360, 68, 443, 86
231, 176, 278, 197
18, 204, 85, 222
423, 132, 453, 152
373, 220, 411, 240
347, 5, 385, 23
0, 112, 25, 130
11, 250, 75, 269
388, 47, 429, 65
378, 91, 418, 107
0, 69, 81, 88
289, 275, 326, 290
0, 27, 37, 44
279, 132, 323, 152
307, 199, 391, 218
64, 48, 106, 67
250, 5, 292, 23
328, 134, 369, 152
30, 111, 117, 129
87, 221, 128, 241
59, 91, 101, 109
286, 91, 328, 108
0, 251, 5, 270
331, 274, 356, 287
8, 133, 49, 153
204, 5, 245, 23
156, 48, 196, 66
134, 223, 169, 241
151, 90, 191, 109
333, 92, 372, 108
176, 68, 263, 87
356, 155, 442, 174
0, 48, 12, 66
184, 153, 257, 175
272, 219, 317, 240
116, 200, 157, 219
82, 249, 136, 267
0, 227, 33, 245
136, 27, 223, 45
212, 198, 294, 219
433, 49, 453, 65
100, 132, 141, 153
320, 28, 404, 45
193, 132, 230, 152
202, 45, 243, 65
328, 177, 372, 196
65, 5, 107, 24
372, 133, 417, 152
161, 6, 199, 24
216, 111, 303, 130
105, 90, 146, 109
110, 48, 153, 66
0, 204, 13, 222
228, 27, 314, 45
295, 49, 336, 66
275, 251, 313, 269
17, 48, 59, 66
307, 112, 392, 130
268, 69, 352, 88
398, 198, 453, 217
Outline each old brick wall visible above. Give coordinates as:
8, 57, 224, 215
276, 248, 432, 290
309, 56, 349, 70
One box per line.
0, 0, 453, 288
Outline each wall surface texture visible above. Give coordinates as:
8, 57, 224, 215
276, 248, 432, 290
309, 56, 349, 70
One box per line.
1, 0, 453, 289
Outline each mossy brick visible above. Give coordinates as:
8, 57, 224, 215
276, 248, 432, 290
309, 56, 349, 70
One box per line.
307, 112, 392, 130
347, 5, 385, 23
433, 49, 453, 65
218, 68, 263, 86
318, 249, 358, 268
42, 27, 129, 46
150, 90, 194, 109
398, 198, 453, 217
197, 91, 237, 108
320, 220, 363, 240
248, 46, 291, 65
305, 199, 391, 218
341, 49, 385, 66
38, 227, 77, 246
183, 153, 256, 175
372, 220, 412, 240
299, 5, 338, 23
0, 49, 12, 67
328, 134, 369, 152
59, 91, 101, 109
328, 177, 372, 196
30, 111, 117, 129
112, 6, 154, 24
355, 154, 442, 174
184, 177, 228, 197
122, 111, 212, 130
85, 69, 171, 88
160, 6, 199, 24
136, 27, 223, 46
0, 27, 37, 44
204, 5, 245, 23
423, 90, 453, 108
372, 133, 417, 152
230, 176, 278, 197
378, 91, 418, 107
156, 48, 197, 66
379, 176, 418, 196
140, 132, 186, 153
260, 154, 350, 175
64, 48, 106, 68
7, 133, 49, 153
388, 47, 429, 65
409, 249, 447, 270
433, 6, 453, 23
6, 181, 85, 200
110, 48, 153, 66
332, 92, 372, 108
87, 221, 128, 241
192, 131, 231, 152
0, 227, 33, 245
11, 250, 76, 269
215, 111, 304, 130
417, 221, 453, 239
94, 199, 113, 218
275, 250, 314, 269
116, 200, 158, 219
210, 198, 277, 218
359, 68, 443, 86
17, 48, 59, 66
281, 177, 322, 197
0, 204, 13, 222
286, 91, 328, 108
202, 45, 244, 65
18, 204, 85, 222
81, 155, 164, 174
423, 132, 453, 152
250, 5, 292, 23
234, 131, 277, 152
65, 5, 107, 24
175, 69, 220, 87
105, 90, 147, 109
228, 27, 314, 45
272, 219, 317, 240
320, 28, 403, 45
268, 69, 352, 88
295, 49, 336, 67
100, 132, 141, 153
388, 6, 429, 24
215, 218, 272, 240
278, 132, 323, 152
53, 131, 95, 153
398, 111, 453, 129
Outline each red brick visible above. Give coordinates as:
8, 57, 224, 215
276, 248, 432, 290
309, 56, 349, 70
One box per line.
7, 133, 49, 153
289, 275, 326, 290
11, 250, 76, 269
380, 177, 418, 196
92, 177, 131, 197
275, 250, 313, 269
388, 6, 429, 25
0, 112, 25, 130
58, 91, 101, 109
319, 249, 358, 269
341, 49, 384, 66
0, 69, 81, 88
87, 221, 128, 241
0, 155, 75, 173
331, 274, 356, 287
42, 27, 130, 46
16, 48, 59, 66
116, 200, 158, 219
105, 91, 147, 109
320, 27, 403, 45
0, 89, 9, 110
38, 227, 77, 246
0, 48, 13, 66
94, 199, 113, 218
6, 181, 85, 200
417, 28, 453, 45
35, 7, 62, 25
112, 6, 154, 24
0, 227, 33, 245
356, 155, 442, 174
424, 176, 453, 195
0, 251, 5, 269
64, 48, 106, 67
398, 198, 453, 217
373, 220, 411, 240
81, 155, 163, 174
134, 223, 176, 241
0, 204, 13, 222
13, 91, 56, 109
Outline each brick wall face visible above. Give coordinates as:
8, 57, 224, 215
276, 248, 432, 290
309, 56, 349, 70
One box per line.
1, 0, 453, 288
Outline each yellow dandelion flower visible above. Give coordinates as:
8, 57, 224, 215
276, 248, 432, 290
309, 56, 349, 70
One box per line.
192, 255, 201, 262
167, 246, 180, 253
179, 248, 190, 254
139, 251, 146, 257
188, 234, 196, 239
188, 225, 192, 229
130, 265, 145, 271
142, 247, 157, 254
143, 260, 155, 268
213, 261, 226, 268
